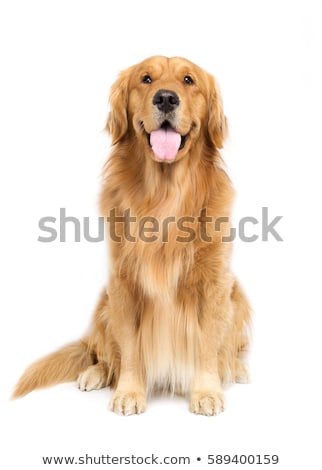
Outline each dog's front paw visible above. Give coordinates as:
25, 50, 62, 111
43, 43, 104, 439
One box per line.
189, 391, 225, 416
109, 391, 146, 416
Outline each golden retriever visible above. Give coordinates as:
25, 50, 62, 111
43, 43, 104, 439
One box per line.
13, 56, 251, 416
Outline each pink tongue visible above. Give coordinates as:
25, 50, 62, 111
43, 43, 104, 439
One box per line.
150, 128, 181, 161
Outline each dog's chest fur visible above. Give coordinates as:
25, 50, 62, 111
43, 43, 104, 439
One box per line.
132, 225, 200, 395
107, 160, 213, 394
139, 291, 199, 395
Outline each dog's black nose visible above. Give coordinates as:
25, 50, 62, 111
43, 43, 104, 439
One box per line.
152, 89, 180, 113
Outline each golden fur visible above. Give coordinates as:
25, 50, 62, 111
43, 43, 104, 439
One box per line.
13, 56, 251, 416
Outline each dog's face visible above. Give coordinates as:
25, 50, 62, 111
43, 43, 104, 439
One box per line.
107, 56, 226, 163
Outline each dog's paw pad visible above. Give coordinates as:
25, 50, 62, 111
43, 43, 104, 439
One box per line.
189, 391, 225, 416
109, 391, 146, 416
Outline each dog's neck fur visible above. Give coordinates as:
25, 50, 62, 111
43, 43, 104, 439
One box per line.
101, 139, 223, 219
101, 139, 233, 296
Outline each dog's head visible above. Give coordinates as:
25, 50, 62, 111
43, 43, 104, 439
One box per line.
106, 56, 227, 163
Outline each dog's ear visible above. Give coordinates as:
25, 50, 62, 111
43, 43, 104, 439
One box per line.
106, 69, 130, 144
207, 74, 228, 149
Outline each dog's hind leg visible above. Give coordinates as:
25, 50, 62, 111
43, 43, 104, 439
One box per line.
77, 289, 120, 392
231, 279, 251, 383
77, 362, 109, 391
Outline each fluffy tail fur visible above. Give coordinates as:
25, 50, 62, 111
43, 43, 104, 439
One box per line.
12, 339, 95, 398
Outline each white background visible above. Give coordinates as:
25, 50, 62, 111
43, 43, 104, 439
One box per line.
0, 1, 321, 469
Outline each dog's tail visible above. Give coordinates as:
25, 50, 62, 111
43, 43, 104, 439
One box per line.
12, 339, 95, 398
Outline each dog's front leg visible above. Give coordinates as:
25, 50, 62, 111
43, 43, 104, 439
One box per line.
109, 348, 146, 416
190, 282, 232, 416
108, 279, 146, 416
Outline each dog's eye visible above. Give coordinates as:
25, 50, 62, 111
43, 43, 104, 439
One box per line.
184, 75, 194, 85
142, 75, 152, 84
